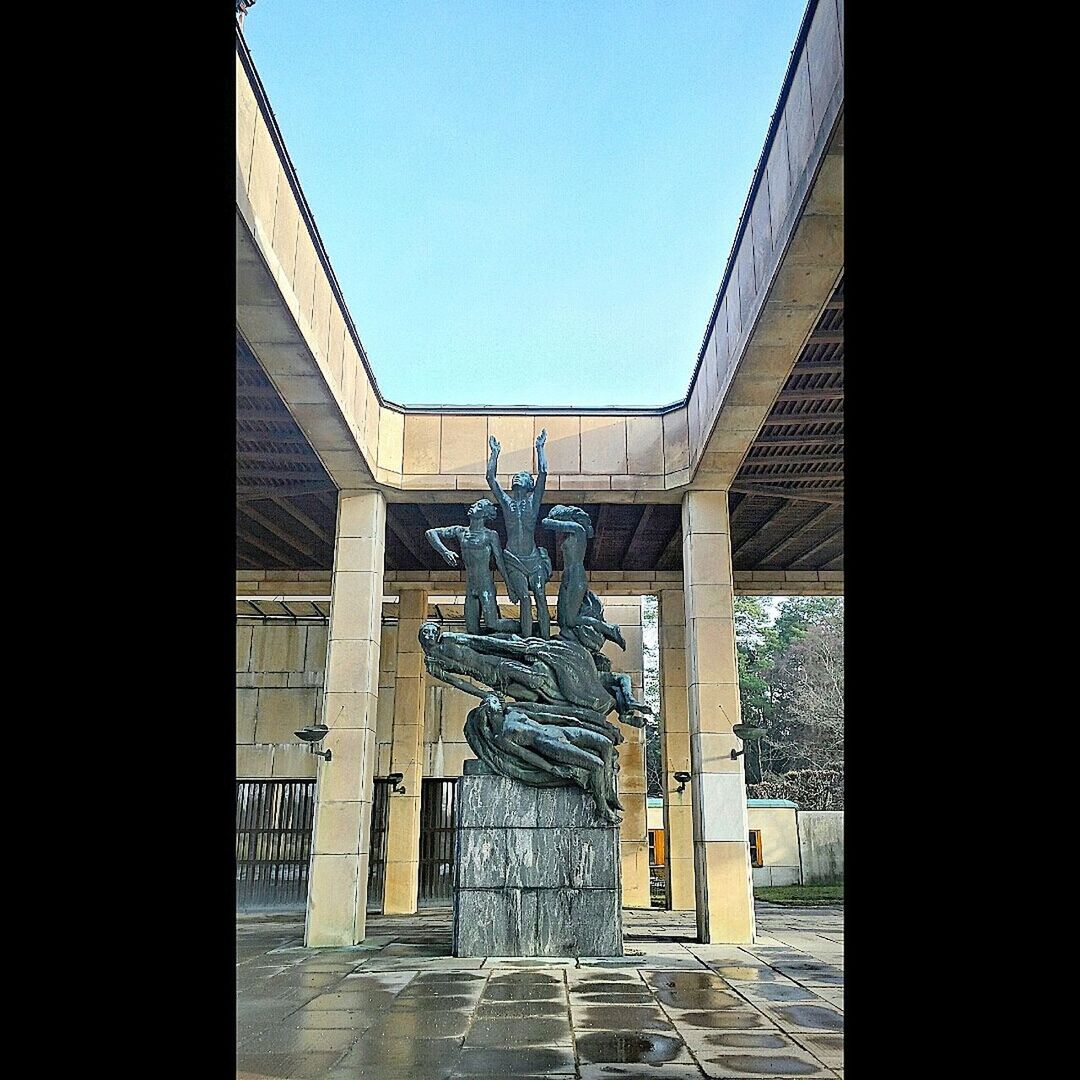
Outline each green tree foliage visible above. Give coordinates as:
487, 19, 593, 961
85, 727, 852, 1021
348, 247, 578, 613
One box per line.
738, 597, 844, 809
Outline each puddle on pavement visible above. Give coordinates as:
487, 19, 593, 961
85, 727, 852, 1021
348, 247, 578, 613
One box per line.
648, 971, 730, 992
746, 983, 819, 1001
482, 983, 564, 1001
712, 965, 777, 981
654, 988, 746, 1010
702, 1053, 822, 1075
704, 1032, 790, 1049
573, 992, 657, 1004
488, 971, 561, 983
413, 972, 485, 982
671, 1010, 772, 1029
576, 1032, 684, 1064
473, 1000, 567, 1019
772, 1004, 844, 1031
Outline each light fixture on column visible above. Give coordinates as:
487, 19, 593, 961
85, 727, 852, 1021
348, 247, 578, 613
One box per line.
730, 722, 766, 760
673, 771, 692, 794
294, 724, 332, 762
387, 771, 406, 794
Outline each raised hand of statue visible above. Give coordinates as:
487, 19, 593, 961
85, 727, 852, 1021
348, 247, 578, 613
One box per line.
535, 428, 547, 451
489, 435, 500, 456
440, 549, 460, 568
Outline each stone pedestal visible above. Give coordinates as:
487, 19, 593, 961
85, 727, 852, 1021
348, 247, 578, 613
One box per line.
453, 762, 623, 957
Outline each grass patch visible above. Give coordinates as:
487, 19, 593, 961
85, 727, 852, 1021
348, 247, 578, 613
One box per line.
755, 884, 843, 905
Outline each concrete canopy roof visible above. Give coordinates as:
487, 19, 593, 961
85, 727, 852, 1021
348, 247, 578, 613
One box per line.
235, 0, 843, 589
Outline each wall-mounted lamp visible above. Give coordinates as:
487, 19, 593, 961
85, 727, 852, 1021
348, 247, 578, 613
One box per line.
387, 771, 406, 794
673, 771, 692, 794
294, 724, 332, 762
730, 722, 766, 760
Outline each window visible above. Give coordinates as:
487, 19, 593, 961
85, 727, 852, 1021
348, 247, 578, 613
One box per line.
749, 829, 763, 867
648, 829, 666, 868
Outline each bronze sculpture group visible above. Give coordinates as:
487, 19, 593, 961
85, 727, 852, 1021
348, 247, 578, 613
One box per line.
421, 429, 653, 824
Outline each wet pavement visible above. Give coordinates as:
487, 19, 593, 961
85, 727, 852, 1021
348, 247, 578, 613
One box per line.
237, 903, 843, 1079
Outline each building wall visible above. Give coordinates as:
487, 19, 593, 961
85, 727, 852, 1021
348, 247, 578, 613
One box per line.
798, 810, 844, 884
748, 805, 801, 888
236, 619, 328, 779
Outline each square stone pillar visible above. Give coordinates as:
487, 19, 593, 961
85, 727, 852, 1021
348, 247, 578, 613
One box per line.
382, 587, 429, 914
605, 598, 649, 908
305, 491, 386, 947
681, 490, 756, 944
657, 587, 695, 911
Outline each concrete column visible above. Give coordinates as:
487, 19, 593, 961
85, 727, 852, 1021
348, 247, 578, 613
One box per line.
657, 587, 695, 911
305, 491, 386, 947
682, 490, 756, 944
606, 598, 649, 908
382, 587, 430, 914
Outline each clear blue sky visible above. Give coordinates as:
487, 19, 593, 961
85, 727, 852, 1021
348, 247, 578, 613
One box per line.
244, 0, 807, 407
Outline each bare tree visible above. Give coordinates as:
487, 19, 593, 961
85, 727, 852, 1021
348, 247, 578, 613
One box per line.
747, 600, 843, 810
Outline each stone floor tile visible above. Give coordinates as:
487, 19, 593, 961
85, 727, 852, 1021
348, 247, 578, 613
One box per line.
579, 1066, 706, 1080
235, 1050, 347, 1078
735, 983, 824, 1003
664, 1008, 779, 1033
288, 1008, 374, 1029
751, 1002, 844, 1034
465, 1015, 573, 1047
473, 999, 568, 1019
363, 1006, 475, 1039
485, 956, 577, 966
571, 1003, 678, 1033
789, 1033, 843, 1069
695, 1048, 835, 1079
581, 954, 708, 970
451, 1046, 577, 1074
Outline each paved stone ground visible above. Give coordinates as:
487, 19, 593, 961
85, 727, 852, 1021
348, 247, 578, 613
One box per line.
237, 903, 843, 1079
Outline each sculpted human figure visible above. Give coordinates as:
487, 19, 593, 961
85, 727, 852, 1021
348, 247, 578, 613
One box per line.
542, 504, 625, 650
419, 622, 563, 704
466, 695, 623, 824
487, 429, 552, 638
418, 622, 615, 715
425, 499, 519, 635
541, 505, 652, 725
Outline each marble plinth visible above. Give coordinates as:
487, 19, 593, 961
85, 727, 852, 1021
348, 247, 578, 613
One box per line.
453, 764, 623, 957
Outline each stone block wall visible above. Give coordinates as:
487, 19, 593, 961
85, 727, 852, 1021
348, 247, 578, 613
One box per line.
236, 619, 328, 779
798, 810, 844, 884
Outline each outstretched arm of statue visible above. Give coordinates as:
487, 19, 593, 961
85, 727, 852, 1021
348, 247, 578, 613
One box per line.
429, 665, 488, 700
442, 629, 532, 659
541, 517, 582, 537
486, 435, 509, 507
425, 526, 462, 567
534, 428, 547, 504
